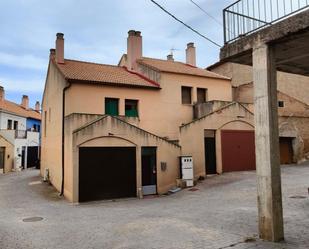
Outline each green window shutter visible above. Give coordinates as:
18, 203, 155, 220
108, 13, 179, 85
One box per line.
105, 98, 119, 116
125, 100, 138, 117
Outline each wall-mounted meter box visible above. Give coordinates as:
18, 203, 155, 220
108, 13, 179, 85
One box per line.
180, 156, 194, 187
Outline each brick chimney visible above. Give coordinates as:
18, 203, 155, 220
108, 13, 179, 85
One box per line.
167, 54, 174, 61
35, 101, 40, 112
50, 48, 56, 60
186, 42, 196, 67
0, 86, 4, 102
127, 30, 142, 71
21, 95, 29, 109
55, 33, 64, 64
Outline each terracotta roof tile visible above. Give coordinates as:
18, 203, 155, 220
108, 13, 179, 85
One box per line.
0, 100, 41, 120
55, 59, 160, 88
137, 57, 230, 80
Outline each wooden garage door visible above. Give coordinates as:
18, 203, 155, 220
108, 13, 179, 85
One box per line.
221, 130, 256, 172
79, 147, 136, 202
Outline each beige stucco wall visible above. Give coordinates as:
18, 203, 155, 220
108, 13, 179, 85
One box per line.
70, 115, 181, 203
180, 103, 254, 178
41, 62, 67, 192
65, 72, 232, 141
210, 62, 309, 104
0, 136, 14, 173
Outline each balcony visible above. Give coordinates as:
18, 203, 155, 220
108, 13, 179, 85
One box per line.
224, 0, 309, 43
15, 130, 27, 139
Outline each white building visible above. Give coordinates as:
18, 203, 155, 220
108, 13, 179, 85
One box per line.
0, 86, 41, 173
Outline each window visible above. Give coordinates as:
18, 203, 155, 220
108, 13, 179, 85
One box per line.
181, 86, 192, 104
7, 119, 12, 130
125, 99, 138, 117
278, 101, 284, 107
105, 98, 119, 116
197, 88, 207, 103
13, 121, 18, 130
38, 125, 41, 133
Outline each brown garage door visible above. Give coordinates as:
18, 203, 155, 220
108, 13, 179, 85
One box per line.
221, 130, 256, 172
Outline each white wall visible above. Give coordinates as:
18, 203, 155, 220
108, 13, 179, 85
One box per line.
0, 112, 27, 130
0, 129, 40, 169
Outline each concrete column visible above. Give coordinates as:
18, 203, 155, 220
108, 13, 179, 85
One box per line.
136, 146, 143, 198
252, 42, 284, 242
119, 98, 125, 116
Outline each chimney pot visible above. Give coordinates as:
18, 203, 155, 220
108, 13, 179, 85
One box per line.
127, 30, 143, 71
167, 54, 174, 61
21, 95, 29, 110
0, 86, 4, 102
50, 48, 56, 60
55, 33, 64, 64
186, 42, 196, 67
35, 101, 40, 112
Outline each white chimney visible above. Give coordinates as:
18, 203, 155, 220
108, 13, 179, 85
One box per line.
0, 86, 4, 102
35, 101, 40, 112
127, 30, 142, 71
186, 42, 196, 67
56, 33, 64, 64
21, 95, 29, 109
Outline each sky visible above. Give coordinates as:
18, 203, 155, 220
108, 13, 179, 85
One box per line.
0, 0, 234, 107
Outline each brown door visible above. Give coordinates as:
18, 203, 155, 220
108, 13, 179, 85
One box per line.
221, 130, 256, 172
0, 147, 5, 171
279, 137, 293, 164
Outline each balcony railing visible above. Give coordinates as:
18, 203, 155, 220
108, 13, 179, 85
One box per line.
15, 130, 27, 139
223, 0, 309, 43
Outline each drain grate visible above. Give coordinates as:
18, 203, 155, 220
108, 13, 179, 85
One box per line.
289, 195, 307, 199
22, 217, 43, 222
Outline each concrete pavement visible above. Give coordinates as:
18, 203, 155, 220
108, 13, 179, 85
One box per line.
0, 164, 308, 249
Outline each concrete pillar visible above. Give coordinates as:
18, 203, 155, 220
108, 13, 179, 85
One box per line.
252, 42, 284, 242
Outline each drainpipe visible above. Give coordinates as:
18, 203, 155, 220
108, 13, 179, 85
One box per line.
60, 83, 71, 196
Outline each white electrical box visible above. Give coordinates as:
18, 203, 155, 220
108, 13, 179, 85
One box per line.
180, 156, 194, 187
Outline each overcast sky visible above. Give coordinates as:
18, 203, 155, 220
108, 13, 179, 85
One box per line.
0, 0, 234, 107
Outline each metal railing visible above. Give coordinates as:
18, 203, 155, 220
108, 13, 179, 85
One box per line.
223, 0, 309, 43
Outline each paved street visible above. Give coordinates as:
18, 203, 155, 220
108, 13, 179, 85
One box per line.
0, 164, 308, 249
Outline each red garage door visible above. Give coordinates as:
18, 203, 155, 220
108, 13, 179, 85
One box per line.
221, 130, 256, 172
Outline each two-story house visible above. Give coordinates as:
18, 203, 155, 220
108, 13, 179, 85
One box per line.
0, 86, 41, 173
42, 31, 245, 203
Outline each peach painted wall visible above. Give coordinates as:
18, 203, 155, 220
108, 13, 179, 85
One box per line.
180, 103, 254, 177
65, 72, 232, 141
41, 62, 67, 192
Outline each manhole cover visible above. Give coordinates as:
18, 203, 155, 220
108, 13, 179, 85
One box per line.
289, 195, 307, 199
22, 217, 43, 222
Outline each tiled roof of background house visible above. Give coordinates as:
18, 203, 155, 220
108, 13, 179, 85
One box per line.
0, 100, 41, 120
137, 57, 230, 80
55, 59, 160, 88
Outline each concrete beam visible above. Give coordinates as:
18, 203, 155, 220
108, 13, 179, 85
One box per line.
252, 42, 284, 242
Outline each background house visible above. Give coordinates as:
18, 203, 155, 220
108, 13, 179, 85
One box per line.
208, 62, 309, 164
0, 86, 41, 173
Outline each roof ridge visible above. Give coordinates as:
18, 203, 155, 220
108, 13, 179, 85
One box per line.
64, 58, 119, 68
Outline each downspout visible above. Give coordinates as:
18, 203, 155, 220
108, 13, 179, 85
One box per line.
60, 82, 71, 196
